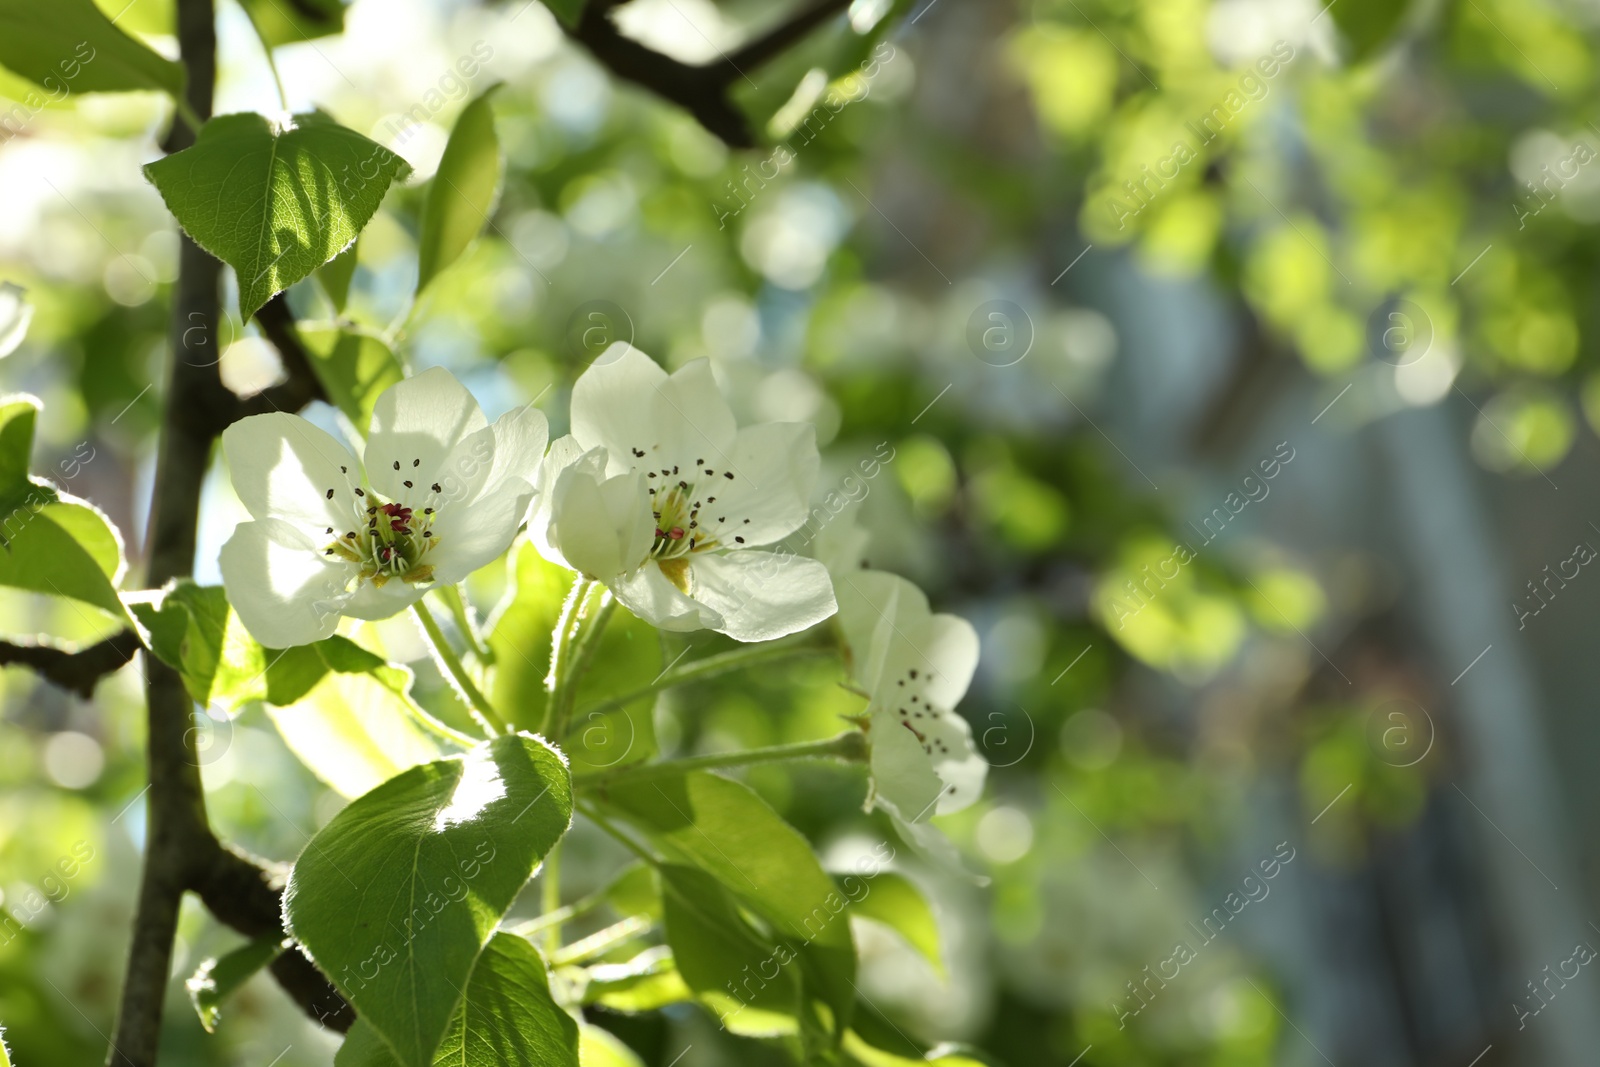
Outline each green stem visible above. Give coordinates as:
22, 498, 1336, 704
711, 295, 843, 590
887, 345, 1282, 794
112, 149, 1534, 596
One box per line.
579, 802, 659, 865
539, 578, 592, 736
414, 598, 507, 737
540, 840, 562, 956
441, 584, 493, 665
508, 881, 610, 939
399, 693, 478, 748
236, 0, 289, 111
549, 593, 616, 740
550, 914, 652, 967
574, 731, 867, 790
573, 642, 835, 725
172, 96, 203, 136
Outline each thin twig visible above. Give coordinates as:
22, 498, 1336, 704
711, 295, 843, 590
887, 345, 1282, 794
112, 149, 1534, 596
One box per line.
0, 632, 140, 700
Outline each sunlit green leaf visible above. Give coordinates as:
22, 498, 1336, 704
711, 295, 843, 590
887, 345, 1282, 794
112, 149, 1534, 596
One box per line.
839, 871, 943, 976
319, 238, 359, 314
418, 85, 503, 296
295, 324, 405, 427
0, 0, 183, 96
600, 771, 855, 1036
143, 111, 411, 321
335, 934, 578, 1067
579, 1023, 644, 1067
284, 734, 573, 1067
186, 935, 287, 1033
239, 0, 345, 45
489, 542, 659, 768
0, 396, 126, 621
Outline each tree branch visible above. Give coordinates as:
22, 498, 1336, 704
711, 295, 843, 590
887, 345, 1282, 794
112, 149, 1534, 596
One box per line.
723, 0, 852, 72
0, 632, 139, 700
566, 0, 853, 147
246, 293, 328, 417
109, 1, 346, 1059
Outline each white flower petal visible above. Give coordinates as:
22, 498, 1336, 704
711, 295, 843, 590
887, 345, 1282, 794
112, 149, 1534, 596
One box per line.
529, 436, 590, 570
571, 346, 737, 476
220, 519, 350, 648
428, 477, 538, 583
483, 405, 549, 490
222, 412, 361, 535
693, 422, 819, 548
837, 571, 977, 709
688, 550, 836, 643
0, 282, 33, 358
611, 561, 723, 632
869, 709, 945, 823
548, 465, 653, 580
647, 358, 738, 474
890, 811, 990, 886
923, 711, 985, 815
570, 343, 670, 461
340, 576, 428, 620
813, 509, 869, 576
365, 365, 488, 500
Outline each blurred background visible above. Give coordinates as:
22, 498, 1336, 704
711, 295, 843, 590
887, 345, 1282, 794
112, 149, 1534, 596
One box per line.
3, 0, 1599, 1063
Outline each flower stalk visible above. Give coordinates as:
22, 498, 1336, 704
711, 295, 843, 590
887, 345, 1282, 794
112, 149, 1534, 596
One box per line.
573, 730, 867, 790
571, 641, 835, 727
413, 597, 507, 737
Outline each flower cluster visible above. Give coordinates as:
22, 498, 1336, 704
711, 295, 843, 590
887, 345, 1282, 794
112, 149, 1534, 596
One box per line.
220, 346, 982, 818
529, 344, 835, 643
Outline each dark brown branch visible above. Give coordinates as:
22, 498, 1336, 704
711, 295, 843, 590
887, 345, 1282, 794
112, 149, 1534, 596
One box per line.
0, 632, 140, 700
109, 0, 220, 1058
567, 0, 853, 147
190, 843, 354, 1032
247, 293, 328, 417
572, 5, 755, 146
109, 1, 345, 1060
722, 0, 852, 73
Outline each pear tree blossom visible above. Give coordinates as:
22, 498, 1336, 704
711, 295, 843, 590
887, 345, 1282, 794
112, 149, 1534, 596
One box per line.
532, 343, 837, 643
220, 366, 547, 648
835, 568, 987, 822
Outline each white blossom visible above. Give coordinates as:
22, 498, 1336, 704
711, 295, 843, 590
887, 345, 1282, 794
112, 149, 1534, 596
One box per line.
220, 367, 547, 647
835, 569, 986, 822
533, 343, 836, 643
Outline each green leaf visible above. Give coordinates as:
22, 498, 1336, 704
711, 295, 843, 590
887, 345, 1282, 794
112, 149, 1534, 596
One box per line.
579, 1024, 644, 1067
186, 935, 287, 1033
335, 934, 579, 1067
579, 946, 692, 1014
599, 771, 855, 1036
659, 863, 801, 1036
0, 1023, 10, 1067
284, 734, 573, 1067
127, 581, 328, 711
842, 1032, 995, 1067
490, 544, 659, 766
295, 324, 405, 427
1332, 0, 1411, 62
0, 0, 184, 97
603, 862, 661, 923
733, 0, 909, 142
238, 0, 345, 45
839, 871, 943, 976
263, 655, 442, 799
536, 0, 585, 30
417, 86, 503, 296
143, 112, 411, 321
319, 238, 359, 314
0, 396, 127, 620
